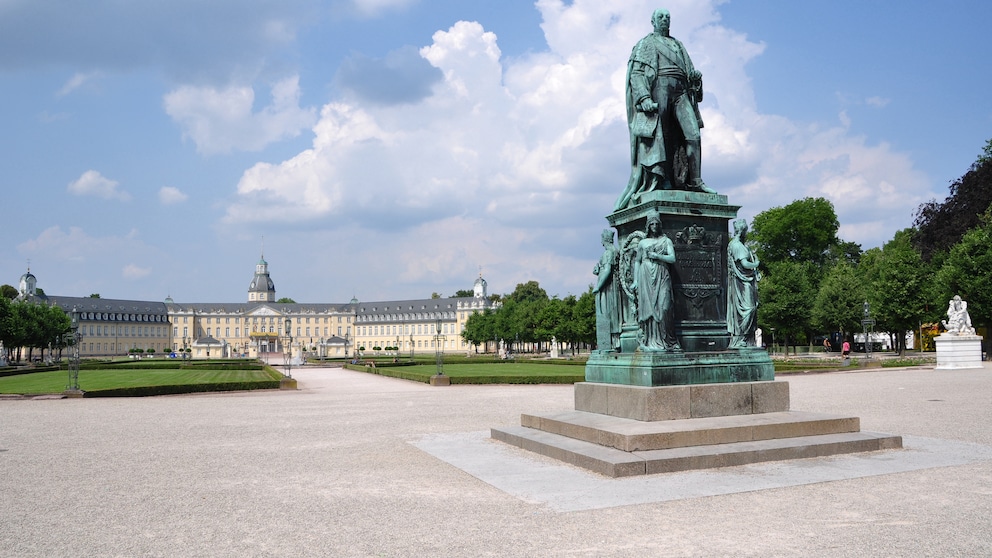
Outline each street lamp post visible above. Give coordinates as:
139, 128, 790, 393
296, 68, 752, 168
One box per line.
284, 317, 293, 379
430, 317, 448, 386
64, 306, 83, 396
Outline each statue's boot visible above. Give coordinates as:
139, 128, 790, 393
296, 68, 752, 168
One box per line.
686, 140, 716, 194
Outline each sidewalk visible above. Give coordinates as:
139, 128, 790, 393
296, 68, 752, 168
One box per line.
1, 364, 990, 557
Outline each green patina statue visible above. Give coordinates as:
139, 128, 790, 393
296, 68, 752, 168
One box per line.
633, 211, 681, 351
615, 8, 714, 211
593, 229, 622, 352
727, 219, 760, 348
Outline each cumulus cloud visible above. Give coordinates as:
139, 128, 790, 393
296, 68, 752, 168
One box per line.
163, 75, 316, 154
122, 264, 152, 280
158, 186, 188, 205
57, 71, 99, 97
220, 0, 939, 296
67, 170, 130, 201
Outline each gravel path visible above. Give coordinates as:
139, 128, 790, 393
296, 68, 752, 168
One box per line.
2, 364, 991, 557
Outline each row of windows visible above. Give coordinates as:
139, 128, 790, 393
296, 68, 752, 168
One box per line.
77, 342, 168, 353
356, 323, 460, 337
77, 312, 166, 322
357, 312, 455, 323
173, 326, 353, 339
82, 325, 166, 337
362, 339, 467, 349
173, 315, 353, 325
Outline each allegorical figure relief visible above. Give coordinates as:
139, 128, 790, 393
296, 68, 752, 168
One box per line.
727, 219, 760, 348
942, 295, 976, 335
615, 8, 714, 211
633, 211, 680, 351
593, 229, 622, 351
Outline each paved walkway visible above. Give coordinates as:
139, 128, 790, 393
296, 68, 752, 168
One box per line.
1, 364, 990, 557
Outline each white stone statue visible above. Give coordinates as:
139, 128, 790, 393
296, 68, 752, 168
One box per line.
942, 295, 976, 335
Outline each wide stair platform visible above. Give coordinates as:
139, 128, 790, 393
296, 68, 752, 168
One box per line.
491, 410, 902, 478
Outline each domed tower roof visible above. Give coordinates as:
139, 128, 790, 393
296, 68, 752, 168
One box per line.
473, 273, 488, 299
17, 266, 39, 300
248, 252, 277, 302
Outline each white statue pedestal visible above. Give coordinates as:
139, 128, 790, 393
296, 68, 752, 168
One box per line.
935, 334, 983, 370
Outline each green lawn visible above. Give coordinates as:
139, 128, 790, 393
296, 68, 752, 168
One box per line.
347, 362, 586, 384
0, 367, 281, 395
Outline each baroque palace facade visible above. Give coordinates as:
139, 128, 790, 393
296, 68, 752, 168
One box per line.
14, 256, 496, 360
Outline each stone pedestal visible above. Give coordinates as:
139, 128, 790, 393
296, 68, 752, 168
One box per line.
935, 334, 983, 370
279, 377, 298, 390
430, 374, 450, 386
586, 348, 773, 386
492, 381, 902, 477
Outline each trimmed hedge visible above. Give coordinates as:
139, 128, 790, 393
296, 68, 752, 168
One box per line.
83, 380, 282, 397
343, 363, 583, 384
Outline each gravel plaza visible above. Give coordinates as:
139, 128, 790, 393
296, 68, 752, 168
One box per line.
2, 363, 992, 557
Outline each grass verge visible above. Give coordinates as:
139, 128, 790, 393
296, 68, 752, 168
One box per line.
0, 363, 283, 396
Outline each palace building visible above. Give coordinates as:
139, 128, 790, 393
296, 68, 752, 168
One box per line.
12, 258, 496, 360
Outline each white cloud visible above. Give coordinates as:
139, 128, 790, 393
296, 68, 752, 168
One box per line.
865, 96, 890, 108
220, 0, 939, 297
158, 186, 188, 205
164, 76, 316, 154
122, 264, 151, 280
57, 72, 98, 97
67, 170, 130, 201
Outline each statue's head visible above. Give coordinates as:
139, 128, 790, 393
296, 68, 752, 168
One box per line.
733, 218, 748, 237
645, 210, 662, 234
652, 9, 671, 35
601, 229, 615, 245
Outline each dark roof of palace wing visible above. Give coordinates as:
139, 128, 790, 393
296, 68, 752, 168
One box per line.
165, 301, 357, 314
47, 296, 169, 317
354, 297, 472, 321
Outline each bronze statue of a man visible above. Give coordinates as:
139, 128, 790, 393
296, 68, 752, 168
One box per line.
615, 8, 714, 211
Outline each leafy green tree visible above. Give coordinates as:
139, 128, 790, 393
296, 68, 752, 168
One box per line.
0, 284, 17, 300
861, 229, 932, 354
570, 289, 596, 350
88, 293, 101, 299
276, 297, 296, 303
536, 297, 566, 343
431, 292, 442, 299
757, 261, 815, 353
461, 309, 496, 352
0, 296, 12, 360
935, 210, 992, 335
811, 261, 866, 337
451, 289, 472, 298
749, 197, 841, 269
913, 138, 992, 261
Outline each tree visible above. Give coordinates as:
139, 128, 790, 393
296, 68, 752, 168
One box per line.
88, 293, 101, 299
935, 210, 992, 336
861, 229, 932, 354
461, 309, 496, 351
453, 289, 474, 298
811, 261, 866, 337
276, 297, 296, 303
757, 261, 816, 353
0, 284, 17, 300
570, 289, 596, 350
506, 281, 548, 304
431, 292, 442, 299
913, 138, 992, 261
749, 197, 841, 269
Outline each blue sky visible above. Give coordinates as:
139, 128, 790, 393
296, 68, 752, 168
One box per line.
2, 0, 990, 304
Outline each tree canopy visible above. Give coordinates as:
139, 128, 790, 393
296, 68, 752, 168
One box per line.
913, 138, 992, 261
749, 197, 841, 268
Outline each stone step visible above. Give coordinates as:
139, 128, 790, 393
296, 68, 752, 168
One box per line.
491, 425, 902, 478
520, 410, 861, 452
